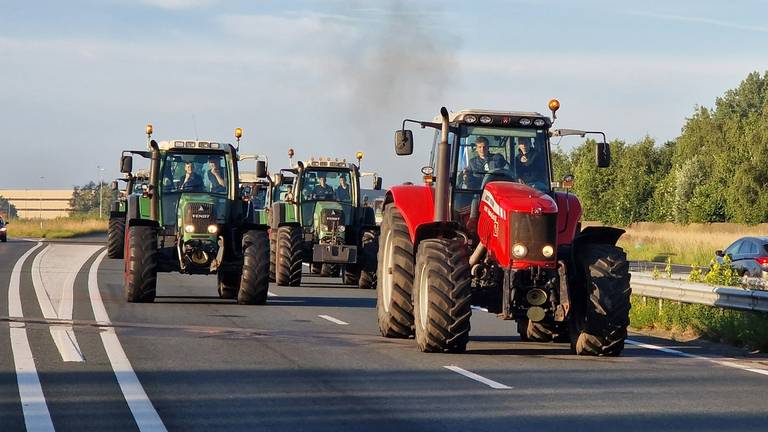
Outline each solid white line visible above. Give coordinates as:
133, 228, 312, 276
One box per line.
444, 365, 512, 390
8, 242, 55, 431
626, 339, 768, 377
318, 314, 349, 325
267, 291, 279, 297
88, 250, 167, 432
471, 305, 489, 312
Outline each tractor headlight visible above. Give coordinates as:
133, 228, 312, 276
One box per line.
184, 224, 195, 233
512, 243, 528, 258
338, 225, 346, 232
207, 225, 218, 234
542, 245, 554, 258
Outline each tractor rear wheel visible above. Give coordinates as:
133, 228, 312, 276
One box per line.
269, 232, 277, 282
320, 263, 340, 277
358, 229, 378, 290
569, 243, 631, 356
413, 237, 471, 353
238, 230, 269, 305
217, 268, 241, 299
124, 225, 158, 303
107, 217, 125, 259
342, 264, 360, 285
276, 226, 303, 286
376, 206, 415, 338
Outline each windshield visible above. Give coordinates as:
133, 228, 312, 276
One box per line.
161, 152, 230, 196
301, 169, 353, 203
456, 126, 550, 193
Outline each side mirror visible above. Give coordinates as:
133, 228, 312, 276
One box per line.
395, 130, 414, 156
255, 160, 267, 178
110, 180, 119, 191
596, 142, 610, 168
374, 176, 383, 190
715, 250, 724, 257
562, 174, 574, 189
120, 155, 133, 173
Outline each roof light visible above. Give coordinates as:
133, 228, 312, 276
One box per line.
234, 127, 243, 139
479, 115, 492, 124
199, 141, 210, 148
548, 99, 560, 112
185, 141, 195, 148
464, 114, 478, 123
174, 141, 184, 147
533, 119, 546, 127
210, 142, 220, 149
519, 118, 532, 126
146, 124, 153, 136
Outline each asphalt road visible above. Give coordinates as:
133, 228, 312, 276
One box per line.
2, 236, 768, 431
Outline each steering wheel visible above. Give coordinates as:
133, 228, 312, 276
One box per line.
481, 168, 516, 189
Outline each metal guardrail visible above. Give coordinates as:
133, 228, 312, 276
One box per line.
630, 272, 768, 313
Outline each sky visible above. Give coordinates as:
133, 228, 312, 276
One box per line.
1, 0, 767, 189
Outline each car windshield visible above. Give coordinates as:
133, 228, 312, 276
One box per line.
161, 153, 229, 196
301, 169, 353, 203
456, 126, 550, 193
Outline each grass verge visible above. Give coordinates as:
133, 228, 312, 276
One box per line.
7, 217, 108, 239
630, 295, 768, 352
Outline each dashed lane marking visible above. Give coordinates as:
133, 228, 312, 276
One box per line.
8, 242, 55, 431
626, 339, 768, 377
89, 249, 167, 432
444, 365, 512, 389
318, 314, 349, 325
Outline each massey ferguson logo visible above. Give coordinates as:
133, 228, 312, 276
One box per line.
481, 190, 506, 220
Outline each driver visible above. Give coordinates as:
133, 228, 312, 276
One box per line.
180, 161, 204, 191
311, 174, 335, 199
464, 136, 508, 188
205, 156, 227, 193
336, 175, 351, 201
515, 137, 537, 166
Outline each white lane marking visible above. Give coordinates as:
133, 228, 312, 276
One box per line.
471, 305, 489, 312
444, 365, 512, 390
318, 314, 349, 325
267, 291, 279, 297
88, 250, 167, 432
30, 244, 100, 362
8, 242, 55, 431
626, 339, 768, 377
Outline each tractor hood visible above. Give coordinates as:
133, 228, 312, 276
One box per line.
478, 182, 559, 269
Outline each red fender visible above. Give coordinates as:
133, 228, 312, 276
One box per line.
386, 185, 435, 243
554, 191, 583, 246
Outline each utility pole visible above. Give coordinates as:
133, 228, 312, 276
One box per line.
98, 166, 105, 218
39, 176, 45, 230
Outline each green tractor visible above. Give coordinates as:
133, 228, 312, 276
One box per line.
270, 151, 382, 289
119, 125, 271, 304
107, 169, 149, 259
266, 169, 296, 283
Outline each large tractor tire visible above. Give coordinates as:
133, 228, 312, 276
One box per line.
358, 229, 378, 290
124, 225, 158, 303
217, 269, 242, 300
320, 263, 340, 277
238, 230, 270, 305
310, 262, 322, 274
342, 264, 360, 285
569, 243, 631, 356
413, 237, 472, 353
517, 318, 569, 342
269, 232, 277, 283
275, 226, 303, 287
376, 206, 415, 338
107, 217, 125, 259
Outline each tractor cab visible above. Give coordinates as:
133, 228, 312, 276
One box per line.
296, 159, 358, 234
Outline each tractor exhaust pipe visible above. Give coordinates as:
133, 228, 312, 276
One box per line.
149, 140, 160, 221
434, 107, 451, 222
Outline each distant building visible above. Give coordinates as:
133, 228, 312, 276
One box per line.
0, 190, 73, 219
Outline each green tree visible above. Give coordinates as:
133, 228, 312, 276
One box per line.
0, 196, 18, 219
70, 182, 113, 217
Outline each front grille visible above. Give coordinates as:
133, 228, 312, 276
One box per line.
320, 208, 343, 231
184, 202, 215, 233
510, 212, 557, 261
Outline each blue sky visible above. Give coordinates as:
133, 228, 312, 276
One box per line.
1, 0, 767, 188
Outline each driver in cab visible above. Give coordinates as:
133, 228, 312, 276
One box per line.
310, 174, 335, 200
464, 136, 508, 188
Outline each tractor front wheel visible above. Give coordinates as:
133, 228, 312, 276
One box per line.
124, 225, 158, 303
275, 226, 303, 286
310, 262, 322, 274
358, 229, 378, 290
320, 263, 340, 277
569, 243, 631, 356
342, 264, 360, 285
269, 232, 277, 282
517, 318, 569, 342
413, 237, 471, 353
376, 206, 414, 338
218, 268, 242, 300
107, 217, 125, 259
238, 230, 270, 305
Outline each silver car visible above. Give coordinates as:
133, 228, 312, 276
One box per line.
715, 236, 768, 278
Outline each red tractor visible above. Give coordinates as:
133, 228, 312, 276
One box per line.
376, 100, 631, 356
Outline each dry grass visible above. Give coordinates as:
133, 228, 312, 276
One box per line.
7, 217, 107, 239
601, 222, 768, 265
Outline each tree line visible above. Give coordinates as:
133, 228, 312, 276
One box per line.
552, 71, 768, 226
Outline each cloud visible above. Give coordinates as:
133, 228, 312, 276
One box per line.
629, 11, 768, 34
140, 0, 218, 10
